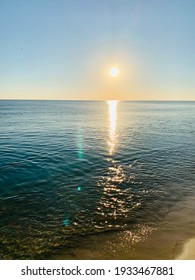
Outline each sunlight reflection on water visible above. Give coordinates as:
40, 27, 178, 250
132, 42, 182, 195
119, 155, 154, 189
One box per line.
0, 100, 195, 259
107, 100, 118, 155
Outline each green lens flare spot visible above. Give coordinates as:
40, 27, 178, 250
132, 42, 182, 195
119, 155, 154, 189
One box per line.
63, 219, 70, 226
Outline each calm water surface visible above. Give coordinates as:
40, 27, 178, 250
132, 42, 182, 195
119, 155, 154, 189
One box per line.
0, 100, 195, 259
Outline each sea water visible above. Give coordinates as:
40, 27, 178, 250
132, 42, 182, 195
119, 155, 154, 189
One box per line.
0, 100, 195, 259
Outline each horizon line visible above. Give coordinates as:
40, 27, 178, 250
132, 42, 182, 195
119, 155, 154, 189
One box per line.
0, 98, 195, 102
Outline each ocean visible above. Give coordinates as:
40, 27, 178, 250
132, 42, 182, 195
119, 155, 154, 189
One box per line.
0, 100, 195, 259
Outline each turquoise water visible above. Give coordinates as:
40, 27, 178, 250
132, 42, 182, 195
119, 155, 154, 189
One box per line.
0, 100, 195, 259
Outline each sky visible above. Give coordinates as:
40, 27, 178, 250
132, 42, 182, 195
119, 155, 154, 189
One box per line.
0, 0, 195, 100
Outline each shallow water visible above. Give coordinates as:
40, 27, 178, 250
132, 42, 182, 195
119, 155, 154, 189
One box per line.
0, 100, 195, 259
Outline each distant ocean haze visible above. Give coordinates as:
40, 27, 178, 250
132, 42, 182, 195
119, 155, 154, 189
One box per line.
0, 100, 195, 259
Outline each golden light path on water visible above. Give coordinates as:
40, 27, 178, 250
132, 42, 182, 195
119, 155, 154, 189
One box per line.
107, 100, 118, 155
96, 100, 129, 226
95, 100, 153, 253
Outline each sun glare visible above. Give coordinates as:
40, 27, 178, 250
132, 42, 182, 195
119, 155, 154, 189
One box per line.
109, 67, 119, 77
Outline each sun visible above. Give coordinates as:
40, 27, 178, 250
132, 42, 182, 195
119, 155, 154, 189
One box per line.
109, 67, 119, 77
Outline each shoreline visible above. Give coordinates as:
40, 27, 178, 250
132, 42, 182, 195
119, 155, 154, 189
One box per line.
176, 237, 195, 260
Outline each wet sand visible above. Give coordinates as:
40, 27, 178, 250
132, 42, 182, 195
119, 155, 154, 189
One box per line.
50, 228, 195, 260
176, 238, 195, 260
49, 195, 195, 260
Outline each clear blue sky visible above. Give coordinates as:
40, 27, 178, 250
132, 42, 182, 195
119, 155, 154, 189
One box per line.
0, 0, 194, 100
